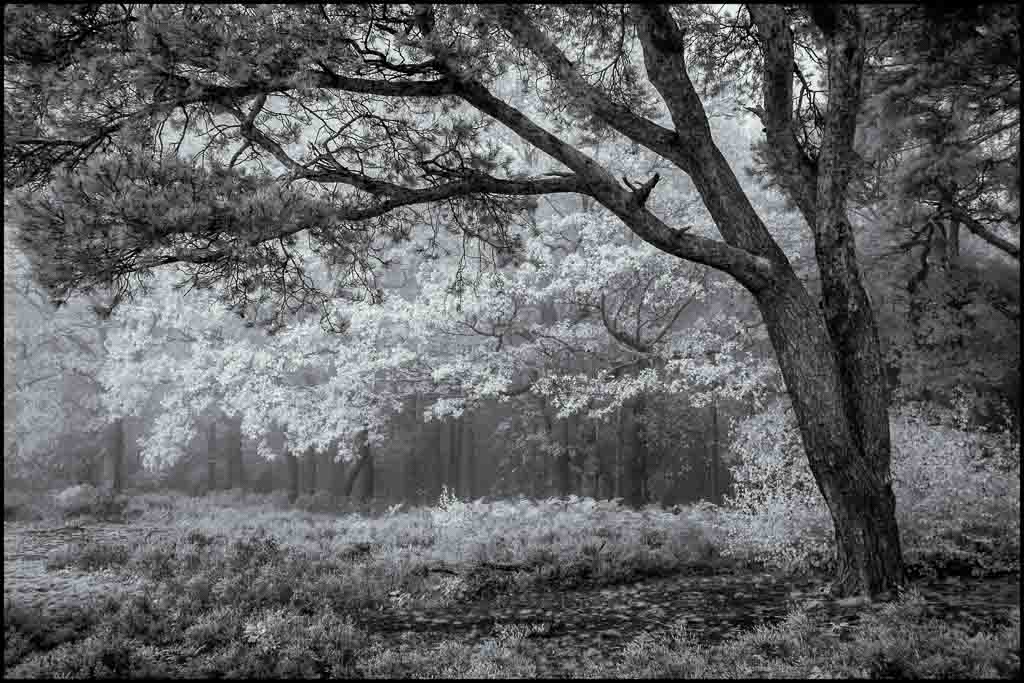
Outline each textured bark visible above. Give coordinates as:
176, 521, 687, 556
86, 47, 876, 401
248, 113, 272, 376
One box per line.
755, 270, 904, 597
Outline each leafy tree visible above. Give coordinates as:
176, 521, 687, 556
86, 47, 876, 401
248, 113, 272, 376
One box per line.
4, 218, 128, 490
6, 3, 986, 596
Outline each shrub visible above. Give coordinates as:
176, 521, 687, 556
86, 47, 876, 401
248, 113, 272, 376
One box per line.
46, 541, 131, 572
54, 484, 128, 522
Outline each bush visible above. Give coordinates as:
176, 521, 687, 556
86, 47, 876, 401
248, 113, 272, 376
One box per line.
54, 484, 128, 522
46, 541, 132, 572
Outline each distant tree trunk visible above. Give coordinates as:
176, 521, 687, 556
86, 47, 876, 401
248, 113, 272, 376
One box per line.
464, 417, 476, 499
709, 399, 720, 504
102, 418, 125, 493
404, 394, 421, 502
205, 420, 217, 494
557, 415, 572, 496
448, 416, 462, 497
614, 407, 624, 500
225, 415, 245, 490
626, 396, 647, 508
356, 428, 374, 501
306, 445, 318, 495
285, 451, 299, 504
431, 413, 444, 500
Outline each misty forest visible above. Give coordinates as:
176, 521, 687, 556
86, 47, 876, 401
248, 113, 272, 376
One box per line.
3, 3, 1020, 678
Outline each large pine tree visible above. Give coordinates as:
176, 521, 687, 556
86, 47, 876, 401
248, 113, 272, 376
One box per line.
6, 4, 1017, 596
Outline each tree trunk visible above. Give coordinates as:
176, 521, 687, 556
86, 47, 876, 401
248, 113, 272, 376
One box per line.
556, 415, 572, 496
403, 394, 419, 502
756, 270, 904, 597
225, 415, 245, 491
285, 451, 299, 504
709, 399, 720, 504
613, 407, 623, 500
448, 416, 462, 498
356, 428, 374, 502
102, 418, 125, 493
464, 417, 476, 499
626, 396, 647, 508
339, 450, 369, 498
306, 445, 317, 495
205, 420, 217, 494
326, 439, 347, 497
431, 413, 444, 500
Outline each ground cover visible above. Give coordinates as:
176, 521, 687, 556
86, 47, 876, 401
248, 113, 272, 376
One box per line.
3, 486, 1019, 678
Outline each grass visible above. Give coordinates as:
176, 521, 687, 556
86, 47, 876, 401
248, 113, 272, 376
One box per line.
4, 489, 1020, 678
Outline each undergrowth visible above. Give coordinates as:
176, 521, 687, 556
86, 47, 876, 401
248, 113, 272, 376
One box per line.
5, 394, 1020, 678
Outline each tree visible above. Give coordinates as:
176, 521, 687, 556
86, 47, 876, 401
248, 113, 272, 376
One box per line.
5, 3, 985, 596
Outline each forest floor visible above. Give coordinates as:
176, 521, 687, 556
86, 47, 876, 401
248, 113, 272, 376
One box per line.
3, 496, 1020, 678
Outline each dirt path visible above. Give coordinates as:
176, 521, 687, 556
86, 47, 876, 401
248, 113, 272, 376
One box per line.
354, 568, 1020, 676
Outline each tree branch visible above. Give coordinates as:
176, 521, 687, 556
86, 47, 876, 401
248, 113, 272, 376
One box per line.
487, 4, 683, 162
449, 75, 777, 291
945, 207, 1020, 259
746, 5, 820, 229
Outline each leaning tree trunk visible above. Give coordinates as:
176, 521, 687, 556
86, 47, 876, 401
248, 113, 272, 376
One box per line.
634, 3, 905, 598
755, 270, 904, 598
